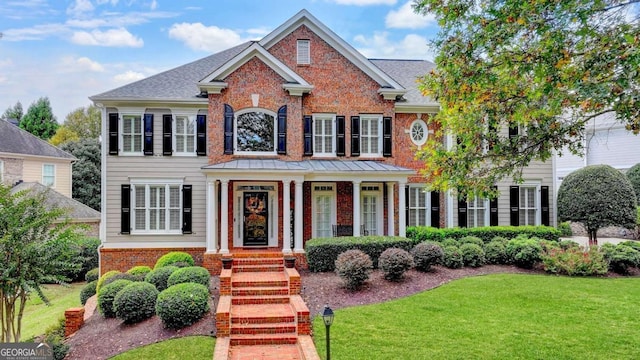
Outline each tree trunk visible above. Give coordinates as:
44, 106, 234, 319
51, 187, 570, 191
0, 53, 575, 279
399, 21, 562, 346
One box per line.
587, 228, 598, 246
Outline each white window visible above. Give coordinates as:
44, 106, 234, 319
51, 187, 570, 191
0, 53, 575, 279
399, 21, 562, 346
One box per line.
520, 186, 538, 226
361, 184, 383, 235
297, 39, 310, 65
360, 115, 382, 157
410, 119, 428, 147
468, 197, 489, 228
408, 185, 430, 227
312, 184, 336, 238
235, 109, 276, 155
313, 114, 335, 156
122, 115, 143, 153
131, 180, 182, 234
0, 160, 4, 183
174, 115, 196, 154
42, 164, 55, 187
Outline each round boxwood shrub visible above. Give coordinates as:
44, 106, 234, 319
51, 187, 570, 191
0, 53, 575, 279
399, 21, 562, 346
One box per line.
85, 268, 100, 283
441, 238, 459, 248
411, 242, 444, 272
96, 270, 121, 294
156, 283, 210, 329
113, 282, 159, 324
334, 249, 373, 290
167, 266, 211, 288
484, 241, 507, 265
627, 163, 640, 204
378, 248, 414, 281
126, 266, 152, 281
101, 272, 138, 288
145, 266, 179, 291
559, 240, 580, 250
491, 236, 509, 245
460, 243, 485, 267
80, 280, 97, 305
154, 252, 195, 269
98, 279, 133, 318
506, 238, 543, 269
442, 246, 464, 269
459, 236, 485, 248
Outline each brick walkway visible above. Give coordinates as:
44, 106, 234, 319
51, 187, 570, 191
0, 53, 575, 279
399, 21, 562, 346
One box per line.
214, 253, 320, 360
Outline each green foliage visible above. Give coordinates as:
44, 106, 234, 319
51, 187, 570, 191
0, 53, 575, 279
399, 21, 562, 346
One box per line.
460, 243, 485, 268
558, 222, 573, 237
114, 282, 159, 324
505, 237, 543, 269
156, 283, 210, 329
406, 226, 560, 244
19, 97, 58, 140
85, 268, 99, 283
154, 252, 195, 269
49, 126, 79, 146
80, 280, 97, 305
441, 238, 459, 247
2, 101, 23, 122
558, 165, 638, 241
442, 246, 464, 269
627, 163, 640, 204
59, 139, 101, 211
145, 266, 179, 292
411, 242, 444, 272
459, 236, 484, 248
166, 266, 211, 288
98, 279, 133, 318
542, 247, 608, 276
59, 236, 100, 282
96, 270, 121, 294
378, 248, 414, 282
40, 317, 69, 360
102, 273, 138, 288
413, 0, 640, 195
601, 243, 640, 275
305, 236, 414, 272
484, 240, 507, 265
334, 250, 373, 291
126, 266, 152, 281
559, 240, 580, 250
620, 241, 640, 252
63, 105, 101, 139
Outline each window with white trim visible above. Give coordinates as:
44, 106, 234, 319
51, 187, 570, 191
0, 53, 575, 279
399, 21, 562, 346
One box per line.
174, 115, 196, 154
467, 197, 489, 227
408, 185, 430, 227
360, 115, 382, 156
235, 109, 276, 154
410, 119, 428, 147
297, 39, 310, 65
313, 114, 335, 156
519, 186, 538, 225
312, 184, 336, 238
42, 164, 55, 187
132, 181, 182, 234
361, 184, 382, 235
122, 115, 143, 153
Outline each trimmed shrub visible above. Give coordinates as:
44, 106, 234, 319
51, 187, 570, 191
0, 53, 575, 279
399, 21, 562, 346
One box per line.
411, 242, 444, 272
101, 272, 138, 288
114, 282, 159, 324
505, 237, 543, 269
491, 236, 509, 245
145, 266, 179, 292
85, 268, 99, 283
542, 246, 608, 276
156, 283, 210, 329
154, 252, 195, 269
167, 266, 211, 288
442, 246, 464, 269
126, 266, 152, 281
334, 250, 373, 290
602, 244, 640, 274
80, 280, 97, 306
484, 241, 507, 265
96, 270, 120, 294
626, 163, 640, 204
459, 236, 484, 248
379, 248, 414, 281
619, 240, 640, 252
558, 222, 573, 237
75, 237, 101, 281
98, 279, 133, 318
407, 225, 561, 244
559, 240, 580, 250
441, 238, 459, 248
460, 243, 485, 267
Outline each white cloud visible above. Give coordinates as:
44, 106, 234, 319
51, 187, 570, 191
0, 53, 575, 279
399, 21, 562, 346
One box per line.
150, 0, 158, 10
354, 31, 431, 59
386, 1, 435, 29
114, 70, 146, 84
330, 0, 396, 5
96, 0, 119, 4
67, 0, 94, 18
168, 23, 246, 52
71, 28, 144, 47
3, 23, 69, 41
77, 57, 105, 72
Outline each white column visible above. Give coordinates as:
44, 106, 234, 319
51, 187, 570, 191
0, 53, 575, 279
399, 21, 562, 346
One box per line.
353, 180, 361, 236
282, 180, 292, 253
387, 182, 395, 236
398, 182, 406, 237
294, 181, 304, 252
220, 180, 229, 254
205, 180, 217, 252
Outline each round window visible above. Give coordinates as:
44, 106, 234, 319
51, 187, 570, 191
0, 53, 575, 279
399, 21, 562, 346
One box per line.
410, 119, 428, 146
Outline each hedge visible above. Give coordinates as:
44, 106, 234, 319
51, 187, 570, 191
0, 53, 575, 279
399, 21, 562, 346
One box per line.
406, 226, 561, 244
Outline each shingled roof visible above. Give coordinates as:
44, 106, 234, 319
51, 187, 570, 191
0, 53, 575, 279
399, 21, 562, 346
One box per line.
0, 119, 76, 160
11, 182, 100, 221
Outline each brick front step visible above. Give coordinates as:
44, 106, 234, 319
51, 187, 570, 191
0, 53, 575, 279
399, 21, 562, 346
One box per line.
228, 344, 303, 360
232, 295, 291, 305
233, 264, 285, 273
233, 258, 283, 266
229, 334, 298, 346
231, 323, 297, 335
231, 303, 295, 324
231, 251, 283, 259
231, 272, 289, 288
232, 287, 290, 296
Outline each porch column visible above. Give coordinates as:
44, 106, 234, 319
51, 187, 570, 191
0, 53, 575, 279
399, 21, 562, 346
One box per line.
282, 180, 292, 253
353, 180, 361, 236
205, 180, 217, 252
398, 182, 406, 237
220, 180, 229, 254
293, 181, 304, 252
387, 182, 395, 236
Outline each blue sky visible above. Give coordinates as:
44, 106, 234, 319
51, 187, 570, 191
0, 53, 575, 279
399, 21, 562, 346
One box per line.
0, 0, 438, 122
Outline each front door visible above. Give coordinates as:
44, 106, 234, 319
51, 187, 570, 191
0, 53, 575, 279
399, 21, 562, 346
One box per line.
243, 191, 269, 246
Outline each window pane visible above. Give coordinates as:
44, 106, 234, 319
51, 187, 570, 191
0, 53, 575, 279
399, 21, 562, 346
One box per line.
315, 195, 332, 237
236, 112, 275, 152
362, 195, 377, 235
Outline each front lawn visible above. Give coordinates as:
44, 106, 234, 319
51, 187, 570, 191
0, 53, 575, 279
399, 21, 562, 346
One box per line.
313, 274, 640, 359
23, 283, 84, 340
109, 336, 215, 360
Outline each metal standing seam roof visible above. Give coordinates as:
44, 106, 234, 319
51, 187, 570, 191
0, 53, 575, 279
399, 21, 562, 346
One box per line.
0, 119, 76, 160
201, 159, 414, 174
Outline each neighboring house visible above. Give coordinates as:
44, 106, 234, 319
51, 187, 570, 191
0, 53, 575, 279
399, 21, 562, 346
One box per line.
0, 119, 100, 236
91, 10, 555, 274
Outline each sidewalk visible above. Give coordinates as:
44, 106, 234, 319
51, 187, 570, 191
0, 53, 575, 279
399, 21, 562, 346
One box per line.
562, 236, 632, 247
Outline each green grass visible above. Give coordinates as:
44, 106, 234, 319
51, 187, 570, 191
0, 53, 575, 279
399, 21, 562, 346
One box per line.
109, 336, 215, 360
313, 274, 640, 360
22, 282, 84, 340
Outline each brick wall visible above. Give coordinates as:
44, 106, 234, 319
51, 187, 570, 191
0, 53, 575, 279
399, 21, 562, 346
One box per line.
99, 247, 206, 274
0, 157, 23, 186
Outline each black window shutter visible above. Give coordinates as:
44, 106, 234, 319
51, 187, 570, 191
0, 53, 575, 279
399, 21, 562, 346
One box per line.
541, 186, 550, 226
510, 185, 520, 226
405, 186, 410, 227
430, 191, 440, 228
108, 113, 119, 155
458, 195, 468, 228
336, 115, 345, 156
277, 105, 287, 154
121, 184, 131, 234
223, 104, 234, 154
351, 116, 360, 156
303, 115, 313, 156
143, 114, 153, 155
383, 116, 392, 157
196, 114, 207, 156
509, 124, 519, 139
488, 120, 497, 151
489, 185, 499, 226
182, 185, 192, 234
162, 114, 172, 156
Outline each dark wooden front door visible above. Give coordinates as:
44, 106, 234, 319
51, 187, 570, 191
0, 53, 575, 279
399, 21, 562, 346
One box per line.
243, 191, 268, 246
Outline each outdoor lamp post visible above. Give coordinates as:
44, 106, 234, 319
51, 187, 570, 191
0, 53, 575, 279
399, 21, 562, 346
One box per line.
322, 305, 334, 360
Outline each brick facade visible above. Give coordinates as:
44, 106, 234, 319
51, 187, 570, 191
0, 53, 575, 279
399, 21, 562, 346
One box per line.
99, 247, 206, 274
0, 157, 23, 186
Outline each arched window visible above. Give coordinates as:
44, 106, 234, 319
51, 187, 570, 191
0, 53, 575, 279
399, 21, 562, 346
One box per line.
235, 109, 276, 154
410, 119, 428, 147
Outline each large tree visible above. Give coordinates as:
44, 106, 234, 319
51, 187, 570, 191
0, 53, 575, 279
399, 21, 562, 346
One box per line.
64, 105, 101, 139
20, 97, 59, 140
1, 101, 23, 122
414, 0, 640, 197
49, 126, 80, 146
60, 139, 101, 211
